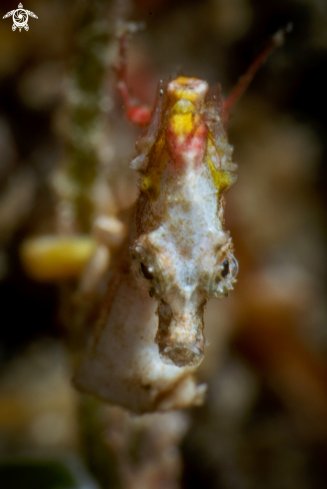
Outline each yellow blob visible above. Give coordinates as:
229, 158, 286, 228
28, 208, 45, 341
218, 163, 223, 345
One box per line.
207, 156, 236, 194
206, 140, 236, 194
174, 76, 192, 85
170, 113, 194, 137
20, 235, 96, 282
170, 99, 195, 115
171, 77, 205, 103
139, 176, 152, 192
169, 100, 196, 138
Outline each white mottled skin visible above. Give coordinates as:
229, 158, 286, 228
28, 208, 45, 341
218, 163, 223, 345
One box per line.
74, 241, 206, 413
133, 158, 232, 367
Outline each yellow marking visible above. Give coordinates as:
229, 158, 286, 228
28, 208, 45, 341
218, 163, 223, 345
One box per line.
170, 99, 195, 114
174, 76, 192, 85
170, 76, 208, 102
140, 100, 199, 200
20, 235, 96, 281
139, 176, 152, 192
174, 89, 201, 103
170, 113, 194, 138
171, 77, 203, 103
206, 138, 236, 194
169, 100, 198, 139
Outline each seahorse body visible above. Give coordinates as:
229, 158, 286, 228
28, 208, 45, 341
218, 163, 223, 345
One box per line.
75, 76, 238, 412
131, 77, 238, 368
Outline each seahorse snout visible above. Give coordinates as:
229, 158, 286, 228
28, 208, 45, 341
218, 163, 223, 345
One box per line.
155, 301, 205, 368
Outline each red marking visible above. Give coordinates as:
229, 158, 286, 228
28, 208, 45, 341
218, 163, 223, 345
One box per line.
126, 106, 153, 127
116, 24, 290, 130
116, 29, 153, 127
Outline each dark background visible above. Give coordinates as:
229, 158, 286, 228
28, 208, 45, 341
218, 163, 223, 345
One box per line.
0, 1, 327, 488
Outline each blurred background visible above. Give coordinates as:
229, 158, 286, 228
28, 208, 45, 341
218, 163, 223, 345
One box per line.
0, 0, 327, 488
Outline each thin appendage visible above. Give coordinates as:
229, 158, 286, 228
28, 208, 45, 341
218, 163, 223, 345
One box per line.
222, 25, 292, 124
116, 31, 153, 126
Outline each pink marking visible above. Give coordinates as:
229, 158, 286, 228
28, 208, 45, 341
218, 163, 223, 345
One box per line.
116, 30, 153, 127
166, 119, 208, 170
126, 106, 152, 126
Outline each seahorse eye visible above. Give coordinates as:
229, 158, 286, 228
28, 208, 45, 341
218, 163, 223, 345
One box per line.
221, 259, 229, 278
140, 262, 154, 280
